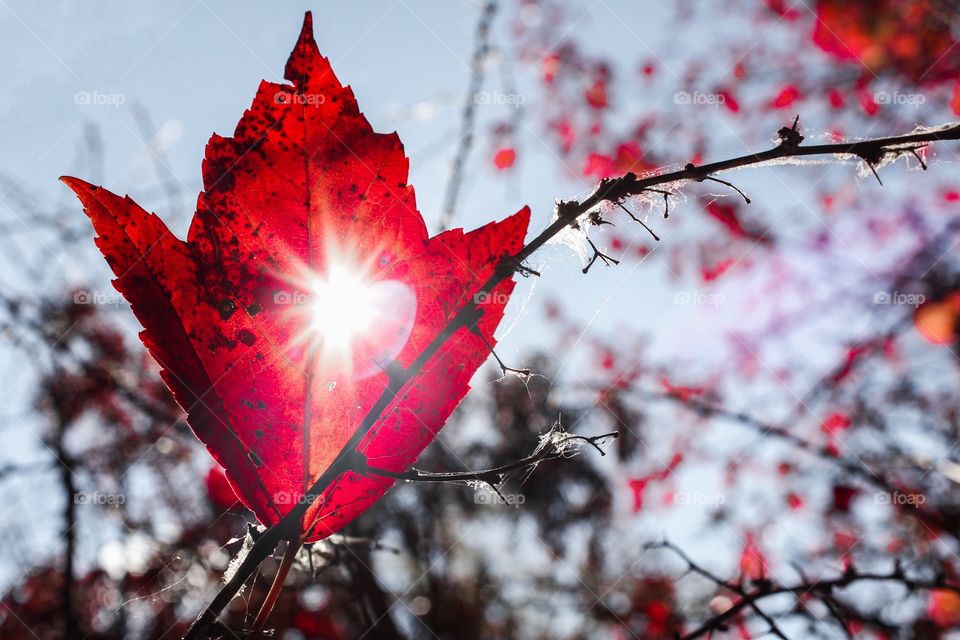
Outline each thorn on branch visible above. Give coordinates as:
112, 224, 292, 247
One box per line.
582, 236, 620, 274
353, 429, 618, 486
481, 480, 510, 505
645, 188, 672, 218
864, 159, 884, 186
578, 432, 616, 456
498, 254, 541, 278
777, 115, 804, 150
685, 162, 751, 204
856, 147, 886, 185
517, 262, 541, 277
594, 176, 620, 202
587, 210, 614, 227
910, 146, 928, 170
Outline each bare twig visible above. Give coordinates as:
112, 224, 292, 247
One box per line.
438, 0, 497, 230
51, 412, 80, 640
687, 163, 752, 203
637, 388, 955, 534
617, 202, 660, 241
250, 540, 302, 632
356, 430, 618, 486
582, 236, 620, 273
650, 540, 960, 640
474, 330, 531, 378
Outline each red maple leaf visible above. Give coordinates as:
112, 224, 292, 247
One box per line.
62, 13, 529, 542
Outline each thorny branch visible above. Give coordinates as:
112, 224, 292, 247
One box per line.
356, 429, 617, 489
183, 120, 960, 639
649, 540, 960, 639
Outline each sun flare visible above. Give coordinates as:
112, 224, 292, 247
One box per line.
305, 265, 379, 349
282, 257, 418, 379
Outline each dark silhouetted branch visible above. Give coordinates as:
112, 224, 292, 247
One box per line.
356, 430, 618, 486
649, 540, 960, 640
183, 119, 960, 639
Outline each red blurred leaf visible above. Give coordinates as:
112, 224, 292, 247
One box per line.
205, 465, 241, 511
739, 532, 767, 581
832, 344, 870, 383
542, 53, 561, 83
832, 485, 858, 513
660, 376, 704, 401
812, 0, 960, 83
786, 492, 803, 510
769, 83, 800, 109
827, 87, 845, 109
701, 258, 735, 282
704, 201, 768, 243
493, 147, 517, 171
551, 118, 576, 154
585, 78, 608, 109
717, 89, 740, 113
766, 0, 801, 19
493, 146, 517, 170
914, 293, 960, 345
582, 142, 654, 180
63, 13, 529, 542
858, 89, 879, 116
821, 412, 851, 436
629, 453, 683, 512
928, 590, 960, 627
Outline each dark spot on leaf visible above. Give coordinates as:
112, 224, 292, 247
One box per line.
218, 298, 236, 320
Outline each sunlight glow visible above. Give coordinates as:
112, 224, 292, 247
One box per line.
283, 257, 418, 380
306, 265, 379, 349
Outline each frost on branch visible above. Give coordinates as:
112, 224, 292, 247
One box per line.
222, 528, 259, 592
